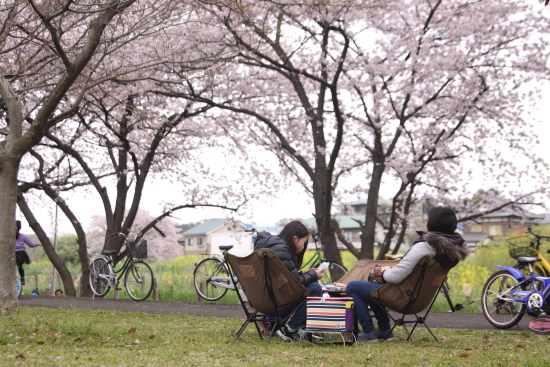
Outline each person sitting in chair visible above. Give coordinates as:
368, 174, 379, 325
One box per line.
253, 221, 326, 342
346, 206, 469, 342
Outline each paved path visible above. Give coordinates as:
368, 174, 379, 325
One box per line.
19, 295, 531, 331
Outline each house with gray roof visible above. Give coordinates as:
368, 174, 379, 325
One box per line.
462, 209, 545, 238
179, 219, 249, 255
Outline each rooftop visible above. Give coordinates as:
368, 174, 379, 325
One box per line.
182, 219, 226, 236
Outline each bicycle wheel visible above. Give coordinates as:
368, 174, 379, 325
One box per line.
319, 262, 347, 284
194, 258, 230, 301
481, 270, 526, 329
125, 261, 154, 301
89, 258, 111, 297
15, 278, 22, 298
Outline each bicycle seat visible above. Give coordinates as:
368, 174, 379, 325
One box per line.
219, 245, 234, 251
517, 256, 542, 264
102, 250, 116, 256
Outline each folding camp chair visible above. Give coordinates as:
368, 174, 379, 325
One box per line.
224, 248, 311, 341
337, 259, 400, 285
369, 256, 450, 342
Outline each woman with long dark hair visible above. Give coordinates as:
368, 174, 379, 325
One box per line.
254, 220, 326, 341
15, 220, 41, 285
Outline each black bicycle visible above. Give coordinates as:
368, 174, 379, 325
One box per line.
89, 233, 154, 301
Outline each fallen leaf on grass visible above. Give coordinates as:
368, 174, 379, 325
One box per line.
459, 353, 469, 358
126, 328, 136, 337
465, 348, 472, 351
516, 344, 525, 348
148, 335, 155, 339
521, 333, 530, 338
482, 335, 489, 339
35, 341, 45, 345
134, 339, 141, 344
15, 354, 25, 360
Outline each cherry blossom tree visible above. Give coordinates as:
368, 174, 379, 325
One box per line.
0, 0, 203, 313
87, 209, 183, 261
149, 1, 390, 264
346, 0, 550, 259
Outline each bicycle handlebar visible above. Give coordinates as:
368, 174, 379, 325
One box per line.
526, 227, 550, 241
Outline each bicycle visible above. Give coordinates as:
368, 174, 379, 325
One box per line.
481, 256, 550, 329
193, 244, 239, 301
301, 232, 347, 284
193, 228, 349, 301
508, 227, 550, 277
89, 233, 154, 301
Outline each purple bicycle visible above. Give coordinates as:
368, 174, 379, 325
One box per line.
482, 256, 550, 329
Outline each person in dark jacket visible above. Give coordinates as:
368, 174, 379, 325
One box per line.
254, 220, 326, 341
346, 206, 469, 342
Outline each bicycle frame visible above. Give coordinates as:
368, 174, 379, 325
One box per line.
494, 264, 550, 314
518, 227, 550, 276
96, 245, 135, 287
532, 250, 550, 276
208, 260, 238, 290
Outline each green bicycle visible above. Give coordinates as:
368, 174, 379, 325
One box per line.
301, 232, 347, 284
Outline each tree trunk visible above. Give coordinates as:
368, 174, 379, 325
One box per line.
312, 180, 342, 265
17, 191, 77, 296
0, 155, 20, 314
360, 154, 386, 260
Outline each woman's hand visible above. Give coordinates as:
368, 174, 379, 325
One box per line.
314, 268, 326, 280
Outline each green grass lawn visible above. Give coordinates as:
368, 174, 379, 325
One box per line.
1, 307, 548, 367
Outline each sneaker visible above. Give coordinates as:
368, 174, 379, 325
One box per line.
276, 326, 304, 342
377, 330, 395, 341
356, 331, 378, 342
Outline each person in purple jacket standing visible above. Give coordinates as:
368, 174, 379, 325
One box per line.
15, 220, 41, 285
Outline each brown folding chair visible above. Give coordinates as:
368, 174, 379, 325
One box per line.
224, 248, 311, 341
337, 259, 400, 284
369, 256, 450, 342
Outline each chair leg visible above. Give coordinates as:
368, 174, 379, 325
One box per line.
253, 321, 264, 339
235, 311, 262, 340
419, 321, 438, 342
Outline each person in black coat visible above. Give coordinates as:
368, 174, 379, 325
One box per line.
254, 221, 325, 341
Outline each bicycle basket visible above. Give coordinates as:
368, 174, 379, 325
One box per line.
129, 240, 148, 259
507, 236, 536, 259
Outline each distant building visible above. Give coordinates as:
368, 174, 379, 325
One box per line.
462, 232, 490, 252
179, 219, 250, 256
304, 198, 386, 250
462, 209, 545, 238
